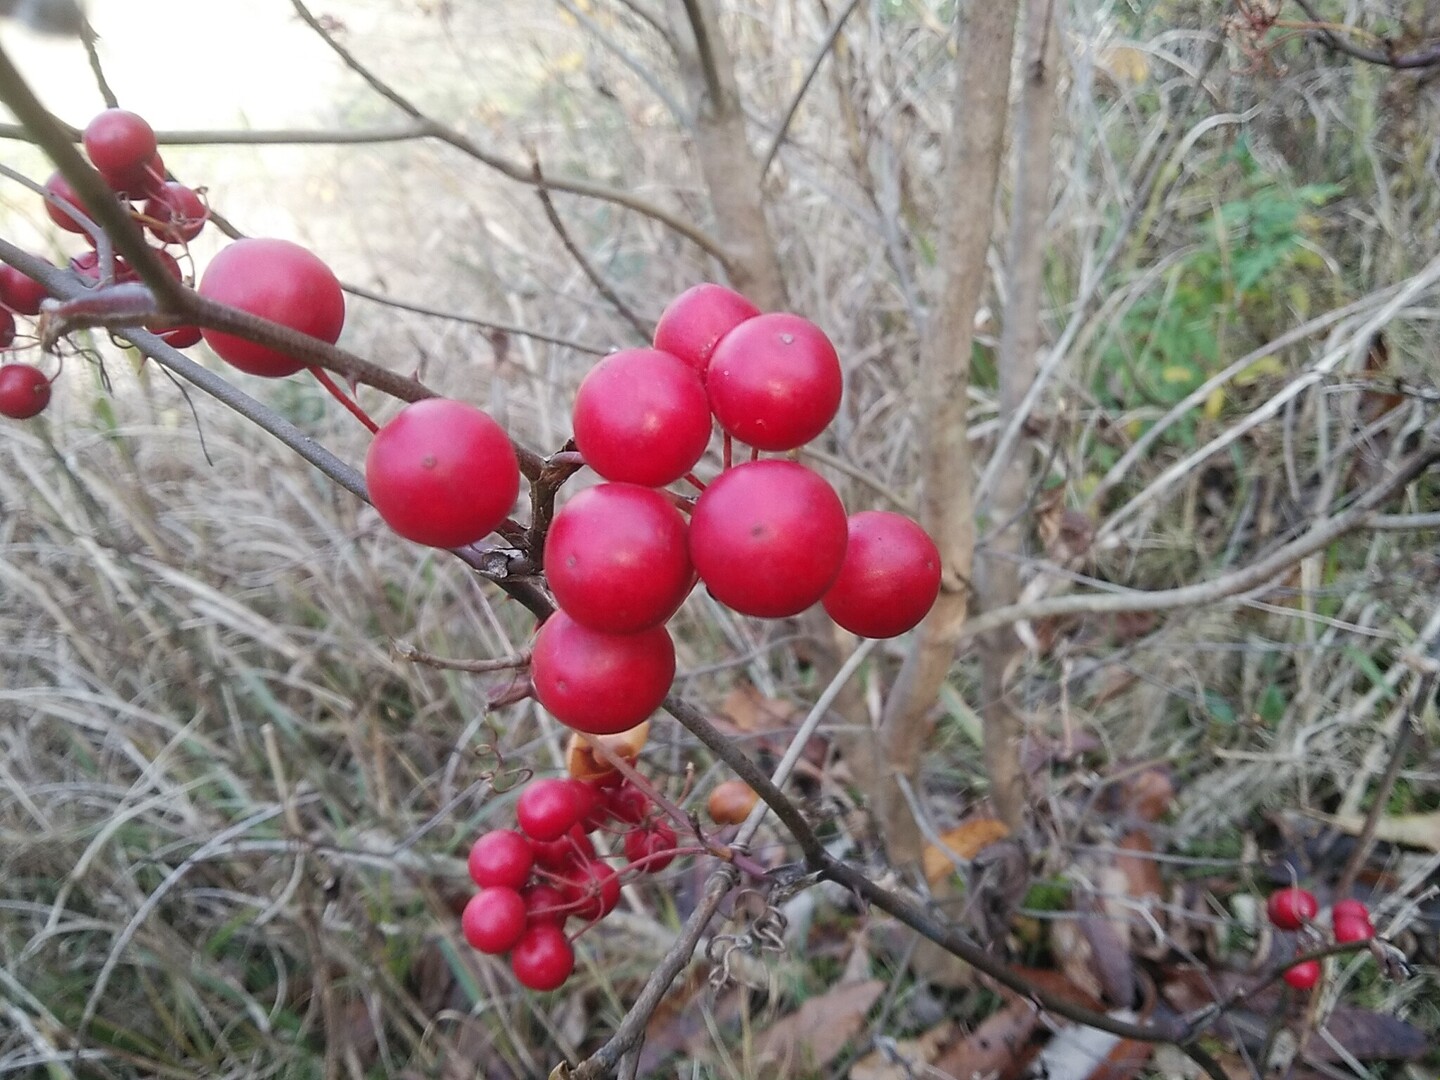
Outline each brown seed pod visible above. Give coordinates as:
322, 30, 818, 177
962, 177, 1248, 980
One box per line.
565, 720, 650, 783
706, 779, 758, 825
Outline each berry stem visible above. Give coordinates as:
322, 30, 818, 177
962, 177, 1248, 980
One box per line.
722, 432, 732, 470
681, 472, 707, 493
308, 366, 379, 432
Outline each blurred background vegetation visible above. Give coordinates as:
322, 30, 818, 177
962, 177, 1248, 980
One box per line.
1, 1, 1438, 1077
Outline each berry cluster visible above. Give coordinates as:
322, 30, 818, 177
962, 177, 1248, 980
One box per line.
530, 285, 943, 735
462, 773, 682, 991
2, 106, 351, 417
1264, 886, 1376, 991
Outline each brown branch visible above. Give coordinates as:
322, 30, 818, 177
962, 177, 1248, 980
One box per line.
760, 0, 864, 177
962, 422, 1440, 642
531, 160, 654, 342
679, 0, 724, 107
1289, 0, 1440, 68
976, 0, 1060, 831
1333, 660, 1437, 898
287, 0, 730, 265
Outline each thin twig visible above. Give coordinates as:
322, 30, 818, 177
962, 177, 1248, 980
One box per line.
287, 0, 729, 264
1333, 660, 1437, 899
1289, 0, 1440, 68
761, 0, 863, 177
553, 0, 690, 125
392, 642, 531, 674
679, 0, 725, 108
531, 160, 653, 342
961, 422, 1440, 642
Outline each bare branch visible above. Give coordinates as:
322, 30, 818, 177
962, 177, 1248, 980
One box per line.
554, 0, 691, 126
761, 0, 863, 178
1289, 0, 1440, 68
532, 160, 654, 342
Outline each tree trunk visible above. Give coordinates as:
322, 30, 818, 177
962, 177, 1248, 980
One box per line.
976, 0, 1061, 831
873, 0, 1022, 868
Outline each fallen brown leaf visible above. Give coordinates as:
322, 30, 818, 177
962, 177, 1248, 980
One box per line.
922, 816, 1011, 884
751, 979, 884, 1075
932, 997, 1043, 1078
720, 682, 799, 733
849, 1021, 956, 1080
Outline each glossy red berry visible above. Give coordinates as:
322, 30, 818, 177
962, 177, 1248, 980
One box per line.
604, 782, 650, 826
559, 859, 620, 921
198, 238, 345, 377
0, 262, 48, 315
529, 825, 596, 870
706, 312, 843, 451
652, 283, 760, 375
571, 347, 711, 487
545, 483, 693, 633
1333, 915, 1374, 943
1266, 887, 1318, 931
365, 398, 520, 548
44, 172, 88, 234
530, 611, 676, 734
510, 924, 575, 991
624, 822, 677, 871
155, 324, 203, 349
143, 182, 207, 244
461, 887, 528, 954
822, 511, 942, 638
517, 778, 588, 843
689, 459, 848, 618
100, 151, 166, 200
0, 363, 51, 419
1283, 960, 1321, 991
521, 883, 571, 926
83, 109, 157, 179
1331, 899, 1370, 923
467, 829, 534, 890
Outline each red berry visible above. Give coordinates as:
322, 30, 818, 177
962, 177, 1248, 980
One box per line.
604, 782, 650, 825
517, 778, 588, 843
461, 887, 528, 954
1283, 960, 1321, 991
545, 483, 693, 633
624, 822, 677, 871
467, 829, 534, 890
365, 398, 520, 548
0, 363, 51, 419
143, 182, 207, 244
155, 324, 203, 349
0, 262, 49, 315
510, 924, 574, 991
689, 459, 848, 618
198, 238, 345, 378
521, 883, 570, 926
822, 511, 942, 638
529, 825, 596, 870
531, 611, 676, 735
44, 172, 88, 234
83, 109, 157, 179
1331, 899, 1370, 923
706, 312, 843, 451
559, 859, 620, 921
566, 779, 605, 833
571, 347, 711, 487
1333, 914, 1374, 943
0, 311, 13, 349
1266, 887, 1318, 931
101, 152, 166, 200
652, 283, 760, 375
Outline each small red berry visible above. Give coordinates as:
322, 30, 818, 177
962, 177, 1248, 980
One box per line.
1283, 960, 1321, 991
144, 182, 208, 244
605, 782, 650, 826
521, 883, 571, 926
530, 612, 676, 735
624, 822, 677, 872
0, 262, 49, 315
529, 825, 596, 870
83, 109, 157, 179
0, 363, 51, 419
467, 829, 534, 890
559, 859, 620, 922
43, 172, 88, 234
511, 924, 575, 991
652, 282, 760, 375
1266, 886, 1318, 931
517, 779, 588, 843
1331, 899, 1370, 923
706, 312, 843, 451
1333, 915, 1374, 944
365, 398, 520, 548
461, 887, 528, 954
822, 511, 942, 638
